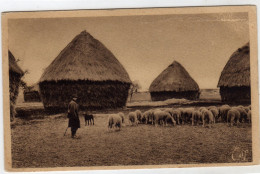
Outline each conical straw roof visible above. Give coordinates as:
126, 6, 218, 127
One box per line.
217, 42, 250, 87
9, 51, 24, 75
149, 61, 199, 92
39, 30, 131, 83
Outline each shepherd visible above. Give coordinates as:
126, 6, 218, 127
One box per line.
67, 95, 80, 138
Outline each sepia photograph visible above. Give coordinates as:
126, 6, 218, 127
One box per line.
2, 6, 259, 172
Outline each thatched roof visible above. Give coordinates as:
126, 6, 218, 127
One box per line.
217, 42, 250, 87
9, 51, 24, 75
39, 30, 131, 83
149, 61, 199, 92
25, 83, 40, 92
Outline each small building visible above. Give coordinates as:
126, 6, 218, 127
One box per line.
149, 61, 200, 101
39, 30, 131, 111
24, 83, 41, 102
217, 42, 250, 103
9, 51, 24, 120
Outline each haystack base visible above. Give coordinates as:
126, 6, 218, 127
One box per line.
150, 91, 200, 101
220, 86, 251, 103
39, 80, 130, 111
24, 91, 41, 102
9, 71, 22, 119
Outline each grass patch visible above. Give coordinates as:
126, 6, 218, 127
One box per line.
11, 112, 252, 168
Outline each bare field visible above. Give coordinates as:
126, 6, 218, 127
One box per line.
11, 110, 252, 168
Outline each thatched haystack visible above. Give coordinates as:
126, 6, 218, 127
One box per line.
9, 51, 24, 120
24, 83, 41, 102
149, 61, 200, 101
217, 42, 250, 103
39, 30, 131, 111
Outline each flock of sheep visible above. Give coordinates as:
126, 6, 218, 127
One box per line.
108, 104, 251, 130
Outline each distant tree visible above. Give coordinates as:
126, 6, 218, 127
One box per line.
129, 80, 142, 102
19, 69, 29, 90
19, 80, 28, 90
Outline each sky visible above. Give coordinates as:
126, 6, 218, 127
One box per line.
8, 12, 249, 91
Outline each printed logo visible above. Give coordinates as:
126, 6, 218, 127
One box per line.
231, 146, 249, 162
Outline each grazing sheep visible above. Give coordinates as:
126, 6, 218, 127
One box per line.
140, 113, 147, 124
164, 115, 176, 126
135, 110, 142, 123
128, 112, 138, 126
199, 107, 207, 112
176, 108, 185, 115
201, 109, 214, 128
175, 108, 185, 124
153, 110, 170, 126
233, 106, 247, 123
237, 105, 244, 109
143, 110, 151, 124
247, 110, 251, 123
218, 105, 231, 122
192, 110, 202, 126
208, 106, 218, 111
238, 105, 250, 114
164, 108, 173, 115
227, 108, 240, 127
108, 114, 122, 130
244, 106, 250, 113
118, 112, 125, 123
182, 108, 194, 124
142, 109, 156, 124
208, 107, 219, 123
149, 109, 161, 125
171, 110, 181, 125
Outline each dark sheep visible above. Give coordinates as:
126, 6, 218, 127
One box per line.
83, 113, 94, 126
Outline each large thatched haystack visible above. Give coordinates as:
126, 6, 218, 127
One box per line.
39, 30, 131, 111
217, 42, 250, 103
24, 83, 41, 102
9, 51, 24, 120
149, 61, 200, 101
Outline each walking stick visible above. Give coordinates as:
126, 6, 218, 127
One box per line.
64, 127, 69, 136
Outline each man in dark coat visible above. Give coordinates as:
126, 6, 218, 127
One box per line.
68, 95, 80, 138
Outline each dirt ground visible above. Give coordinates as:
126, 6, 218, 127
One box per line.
11, 109, 252, 168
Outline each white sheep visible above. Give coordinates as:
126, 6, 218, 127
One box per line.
118, 112, 125, 123
208, 107, 219, 123
143, 109, 154, 124
164, 115, 176, 126
128, 112, 138, 126
218, 105, 231, 122
135, 110, 142, 123
108, 114, 122, 131
227, 108, 240, 127
201, 109, 214, 128
192, 110, 202, 126
171, 109, 181, 125
247, 110, 251, 123
153, 110, 170, 126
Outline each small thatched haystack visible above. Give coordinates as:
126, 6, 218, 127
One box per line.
39, 30, 131, 111
9, 51, 24, 120
149, 61, 200, 101
217, 42, 250, 103
24, 83, 41, 102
